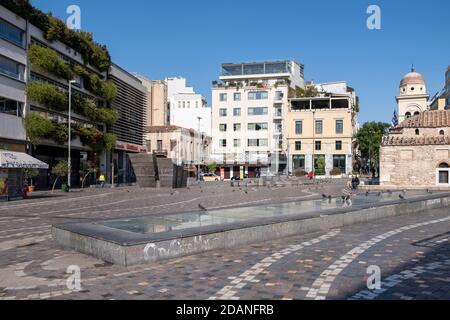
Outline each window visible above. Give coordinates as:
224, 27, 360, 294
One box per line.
295, 141, 302, 151
440, 130, 445, 135
292, 155, 305, 170
336, 141, 342, 150
275, 91, 284, 100
315, 141, 322, 151
438, 164, 450, 184
0, 18, 23, 47
220, 139, 227, 147
157, 140, 163, 151
234, 139, 241, 147
233, 123, 241, 132
187, 101, 190, 108
182, 101, 185, 108
219, 124, 227, 132
248, 107, 268, 116
439, 171, 449, 184
333, 155, 346, 173
248, 91, 268, 100
295, 121, 303, 135
0, 55, 24, 81
219, 93, 227, 101
195, 101, 198, 108
414, 111, 420, 116
315, 120, 323, 134
336, 120, 343, 134
248, 123, 268, 131
405, 112, 412, 119
233, 108, 241, 116
248, 139, 268, 147
415, 129, 420, 135
219, 108, 227, 117
0, 97, 23, 116
234, 93, 241, 101
178, 101, 181, 108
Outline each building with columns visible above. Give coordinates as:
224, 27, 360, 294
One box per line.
396, 69, 429, 122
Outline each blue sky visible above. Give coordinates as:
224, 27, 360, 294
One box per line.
33, 0, 450, 124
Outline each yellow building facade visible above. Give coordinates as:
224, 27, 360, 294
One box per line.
286, 93, 357, 176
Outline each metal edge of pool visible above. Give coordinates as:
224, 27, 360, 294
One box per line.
52, 192, 450, 266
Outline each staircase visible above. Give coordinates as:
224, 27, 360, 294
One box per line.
128, 153, 157, 188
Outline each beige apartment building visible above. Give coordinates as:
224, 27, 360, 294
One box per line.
286, 82, 358, 176
136, 76, 169, 127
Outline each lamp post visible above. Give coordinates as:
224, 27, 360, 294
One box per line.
312, 109, 316, 181
68, 80, 76, 190
197, 116, 202, 181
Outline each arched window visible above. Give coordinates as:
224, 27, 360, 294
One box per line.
411, 87, 415, 91
440, 130, 445, 135
414, 112, 420, 116
415, 129, 420, 135
438, 163, 450, 184
405, 112, 412, 119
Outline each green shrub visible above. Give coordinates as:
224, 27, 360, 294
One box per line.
82, 99, 118, 125
101, 81, 117, 102
29, 44, 74, 80
26, 81, 67, 111
101, 133, 117, 151
23, 113, 55, 145
52, 160, 69, 178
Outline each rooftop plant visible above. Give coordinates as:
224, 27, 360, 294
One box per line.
26, 81, 68, 111
2, 0, 111, 72
28, 44, 74, 80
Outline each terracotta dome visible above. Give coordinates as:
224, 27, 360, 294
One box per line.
400, 71, 425, 87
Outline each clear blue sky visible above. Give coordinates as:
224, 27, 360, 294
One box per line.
33, 0, 450, 124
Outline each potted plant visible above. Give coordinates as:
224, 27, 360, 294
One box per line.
24, 168, 40, 192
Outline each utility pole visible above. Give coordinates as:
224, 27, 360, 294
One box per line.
197, 116, 202, 181
68, 80, 76, 190
312, 109, 316, 181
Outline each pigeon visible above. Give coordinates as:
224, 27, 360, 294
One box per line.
328, 195, 332, 200
399, 194, 405, 200
365, 191, 369, 197
198, 204, 207, 211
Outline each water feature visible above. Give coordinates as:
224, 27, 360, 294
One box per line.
98, 191, 434, 236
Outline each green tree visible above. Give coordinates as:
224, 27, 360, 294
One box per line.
354, 122, 390, 177
207, 161, 217, 173
51, 160, 69, 192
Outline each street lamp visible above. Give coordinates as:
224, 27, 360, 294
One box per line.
197, 116, 202, 181
68, 80, 76, 190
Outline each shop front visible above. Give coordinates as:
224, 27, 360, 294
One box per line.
0, 150, 49, 201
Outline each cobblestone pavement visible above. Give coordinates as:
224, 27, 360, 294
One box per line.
0, 182, 449, 300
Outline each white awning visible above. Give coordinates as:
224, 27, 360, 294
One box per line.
0, 151, 49, 169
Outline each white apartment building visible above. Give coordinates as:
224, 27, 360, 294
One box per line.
166, 77, 211, 136
211, 60, 305, 179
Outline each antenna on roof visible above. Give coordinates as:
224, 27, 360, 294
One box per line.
411, 64, 415, 72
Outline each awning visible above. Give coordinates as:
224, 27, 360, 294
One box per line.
0, 151, 49, 169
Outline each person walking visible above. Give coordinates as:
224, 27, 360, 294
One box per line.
98, 174, 106, 188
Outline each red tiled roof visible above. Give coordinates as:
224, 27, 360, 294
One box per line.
382, 135, 450, 146
397, 110, 450, 128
